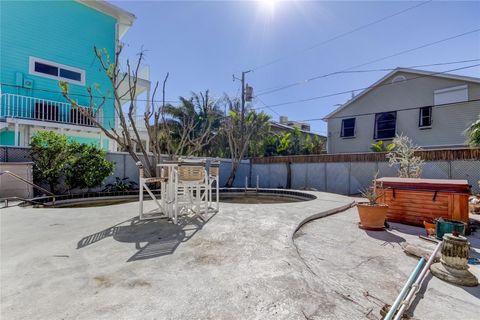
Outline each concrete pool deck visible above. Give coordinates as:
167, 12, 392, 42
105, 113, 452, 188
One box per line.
1, 191, 479, 319
295, 208, 480, 319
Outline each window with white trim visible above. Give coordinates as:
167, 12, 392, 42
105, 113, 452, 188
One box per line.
433, 85, 468, 105
341, 118, 356, 138
29, 57, 85, 85
419, 106, 432, 128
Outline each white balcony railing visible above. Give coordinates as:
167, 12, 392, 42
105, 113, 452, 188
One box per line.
0, 93, 102, 127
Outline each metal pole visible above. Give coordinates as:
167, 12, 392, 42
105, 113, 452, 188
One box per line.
240, 71, 245, 139
384, 257, 426, 320
233, 70, 251, 154
393, 242, 443, 320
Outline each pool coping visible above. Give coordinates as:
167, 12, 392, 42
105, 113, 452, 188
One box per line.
28, 188, 319, 207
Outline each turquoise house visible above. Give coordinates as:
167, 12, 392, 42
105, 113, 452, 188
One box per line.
0, 0, 148, 151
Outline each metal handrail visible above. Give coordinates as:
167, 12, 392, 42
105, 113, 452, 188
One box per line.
0, 170, 55, 204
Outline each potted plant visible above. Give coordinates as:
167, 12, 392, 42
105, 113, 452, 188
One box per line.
357, 173, 388, 230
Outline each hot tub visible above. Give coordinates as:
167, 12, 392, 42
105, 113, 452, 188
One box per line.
376, 177, 470, 226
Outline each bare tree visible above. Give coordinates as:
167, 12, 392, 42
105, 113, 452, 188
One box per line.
221, 97, 270, 187
60, 44, 164, 176
61, 45, 219, 177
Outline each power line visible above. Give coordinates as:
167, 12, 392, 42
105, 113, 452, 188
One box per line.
255, 96, 280, 116
253, 64, 480, 110
250, 0, 432, 72
256, 58, 480, 95
255, 28, 480, 96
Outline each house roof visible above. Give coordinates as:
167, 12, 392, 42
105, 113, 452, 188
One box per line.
77, 1, 135, 38
322, 68, 480, 120
270, 121, 325, 138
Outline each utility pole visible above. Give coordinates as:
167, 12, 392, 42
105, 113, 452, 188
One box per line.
233, 70, 252, 151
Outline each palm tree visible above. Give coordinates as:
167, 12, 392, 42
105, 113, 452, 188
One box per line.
160, 90, 222, 157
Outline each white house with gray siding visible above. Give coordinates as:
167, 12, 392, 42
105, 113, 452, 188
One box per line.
323, 68, 480, 153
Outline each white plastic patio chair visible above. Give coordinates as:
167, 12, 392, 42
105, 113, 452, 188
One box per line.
173, 161, 209, 221
208, 161, 220, 212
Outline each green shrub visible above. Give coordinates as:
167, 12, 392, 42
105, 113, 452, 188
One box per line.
466, 115, 480, 147
30, 131, 71, 194
103, 177, 137, 192
65, 142, 114, 191
370, 140, 395, 152
30, 131, 114, 194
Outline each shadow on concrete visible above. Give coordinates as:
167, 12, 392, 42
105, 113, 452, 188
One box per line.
461, 283, 480, 300
77, 212, 216, 262
365, 230, 406, 244
467, 227, 480, 258
388, 222, 424, 237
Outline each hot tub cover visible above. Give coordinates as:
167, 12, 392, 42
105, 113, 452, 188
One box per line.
376, 177, 470, 193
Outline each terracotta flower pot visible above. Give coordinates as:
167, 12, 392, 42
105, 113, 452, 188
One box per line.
357, 203, 388, 230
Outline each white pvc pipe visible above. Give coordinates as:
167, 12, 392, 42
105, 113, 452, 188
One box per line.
392, 241, 443, 320
384, 257, 426, 320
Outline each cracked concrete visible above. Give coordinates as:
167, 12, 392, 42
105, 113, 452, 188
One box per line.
294, 208, 480, 320
1, 191, 353, 320
2, 192, 478, 319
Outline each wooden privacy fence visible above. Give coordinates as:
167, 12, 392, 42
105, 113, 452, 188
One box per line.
252, 148, 480, 164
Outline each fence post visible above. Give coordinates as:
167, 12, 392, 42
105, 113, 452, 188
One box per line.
448, 160, 452, 179
249, 159, 253, 189
348, 162, 352, 195
286, 161, 292, 189
304, 163, 307, 189
123, 154, 127, 179
324, 162, 327, 192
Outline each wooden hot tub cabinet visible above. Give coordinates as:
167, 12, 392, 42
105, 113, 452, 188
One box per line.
376, 177, 470, 226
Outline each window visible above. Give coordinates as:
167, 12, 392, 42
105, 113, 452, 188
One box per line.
59, 68, 82, 81
341, 118, 356, 137
419, 106, 432, 128
29, 57, 85, 85
374, 112, 396, 139
434, 85, 468, 105
34, 62, 58, 76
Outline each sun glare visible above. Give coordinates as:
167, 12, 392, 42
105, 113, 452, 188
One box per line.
259, 0, 276, 14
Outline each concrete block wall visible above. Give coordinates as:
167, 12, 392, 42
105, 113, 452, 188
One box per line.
0, 162, 33, 198
251, 160, 480, 195
2, 146, 479, 195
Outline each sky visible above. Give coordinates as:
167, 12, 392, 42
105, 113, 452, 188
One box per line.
113, 0, 480, 135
